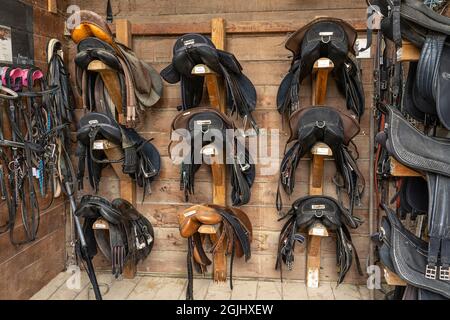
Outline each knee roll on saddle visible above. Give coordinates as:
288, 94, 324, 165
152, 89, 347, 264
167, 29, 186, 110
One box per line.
277, 18, 365, 119
75, 196, 154, 278
160, 33, 259, 132
178, 204, 252, 300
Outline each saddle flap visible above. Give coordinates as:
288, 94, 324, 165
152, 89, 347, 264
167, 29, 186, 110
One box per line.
386, 106, 450, 177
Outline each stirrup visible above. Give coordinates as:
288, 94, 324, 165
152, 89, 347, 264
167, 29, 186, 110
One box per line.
425, 264, 437, 279
439, 266, 450, 281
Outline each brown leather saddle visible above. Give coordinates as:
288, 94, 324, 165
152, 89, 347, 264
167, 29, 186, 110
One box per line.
277, 18, 365, 119
278, 106, 365, 216
178, 204, 252, 300
69, 10, 163, 127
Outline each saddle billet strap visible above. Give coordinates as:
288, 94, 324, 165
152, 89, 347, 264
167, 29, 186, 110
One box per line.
392, 0, 402, 47
426, 173, 450, 280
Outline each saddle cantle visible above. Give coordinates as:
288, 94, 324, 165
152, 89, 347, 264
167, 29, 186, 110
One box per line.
75, 195, 154, 278
178, 204, 252, 300
277, 196, 362, 284
169, 107, 255, 206
76, 112, 161, 198
377, 106, 450, 284
278, 106, 365, 215
160, 33, 259, 131
277, 18, 365, 119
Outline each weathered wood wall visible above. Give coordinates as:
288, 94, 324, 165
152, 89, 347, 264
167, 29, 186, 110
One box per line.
0, 0, 70, 299
69, 0, 372, 284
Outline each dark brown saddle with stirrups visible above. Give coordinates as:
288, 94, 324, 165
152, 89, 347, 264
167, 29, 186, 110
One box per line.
178, 204, 252, 300
277, 106, 365, 216
169, 107, 256, 206
277, 18, 365, 119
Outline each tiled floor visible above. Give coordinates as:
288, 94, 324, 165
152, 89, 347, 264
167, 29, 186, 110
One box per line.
31, 271, 374, 300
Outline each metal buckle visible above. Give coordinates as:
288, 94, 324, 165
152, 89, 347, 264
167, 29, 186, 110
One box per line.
315, 120, 326, 128
425, 265, 437, 279
439, 266, 450, 281
319, 32, 333, 44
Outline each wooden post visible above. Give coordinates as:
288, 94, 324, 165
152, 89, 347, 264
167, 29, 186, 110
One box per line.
389, 157, 422, 177
306, 58, 333, 288
311, 58, 334, 105
115, 19, 132, 47
47, 0, 57, 13
398, 40, 421, 62
192, 18, 228, 283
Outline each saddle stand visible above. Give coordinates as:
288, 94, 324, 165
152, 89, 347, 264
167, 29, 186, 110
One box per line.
306, 57, 334, 288
84, 19, 138, 280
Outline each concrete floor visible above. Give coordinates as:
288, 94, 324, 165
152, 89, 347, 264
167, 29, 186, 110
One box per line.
31, 271, 373, 300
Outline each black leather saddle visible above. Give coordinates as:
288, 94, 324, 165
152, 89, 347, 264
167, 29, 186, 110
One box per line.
76, 112, 161, 198
277, 106, 365, 215
160, 33, 259, 131
75, 195, 154, 278
169, 107, 255, 206
373, 206, 450, 299
277, 18, 365, 119
277, 195, 362, 284
377, 106, 450, 283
